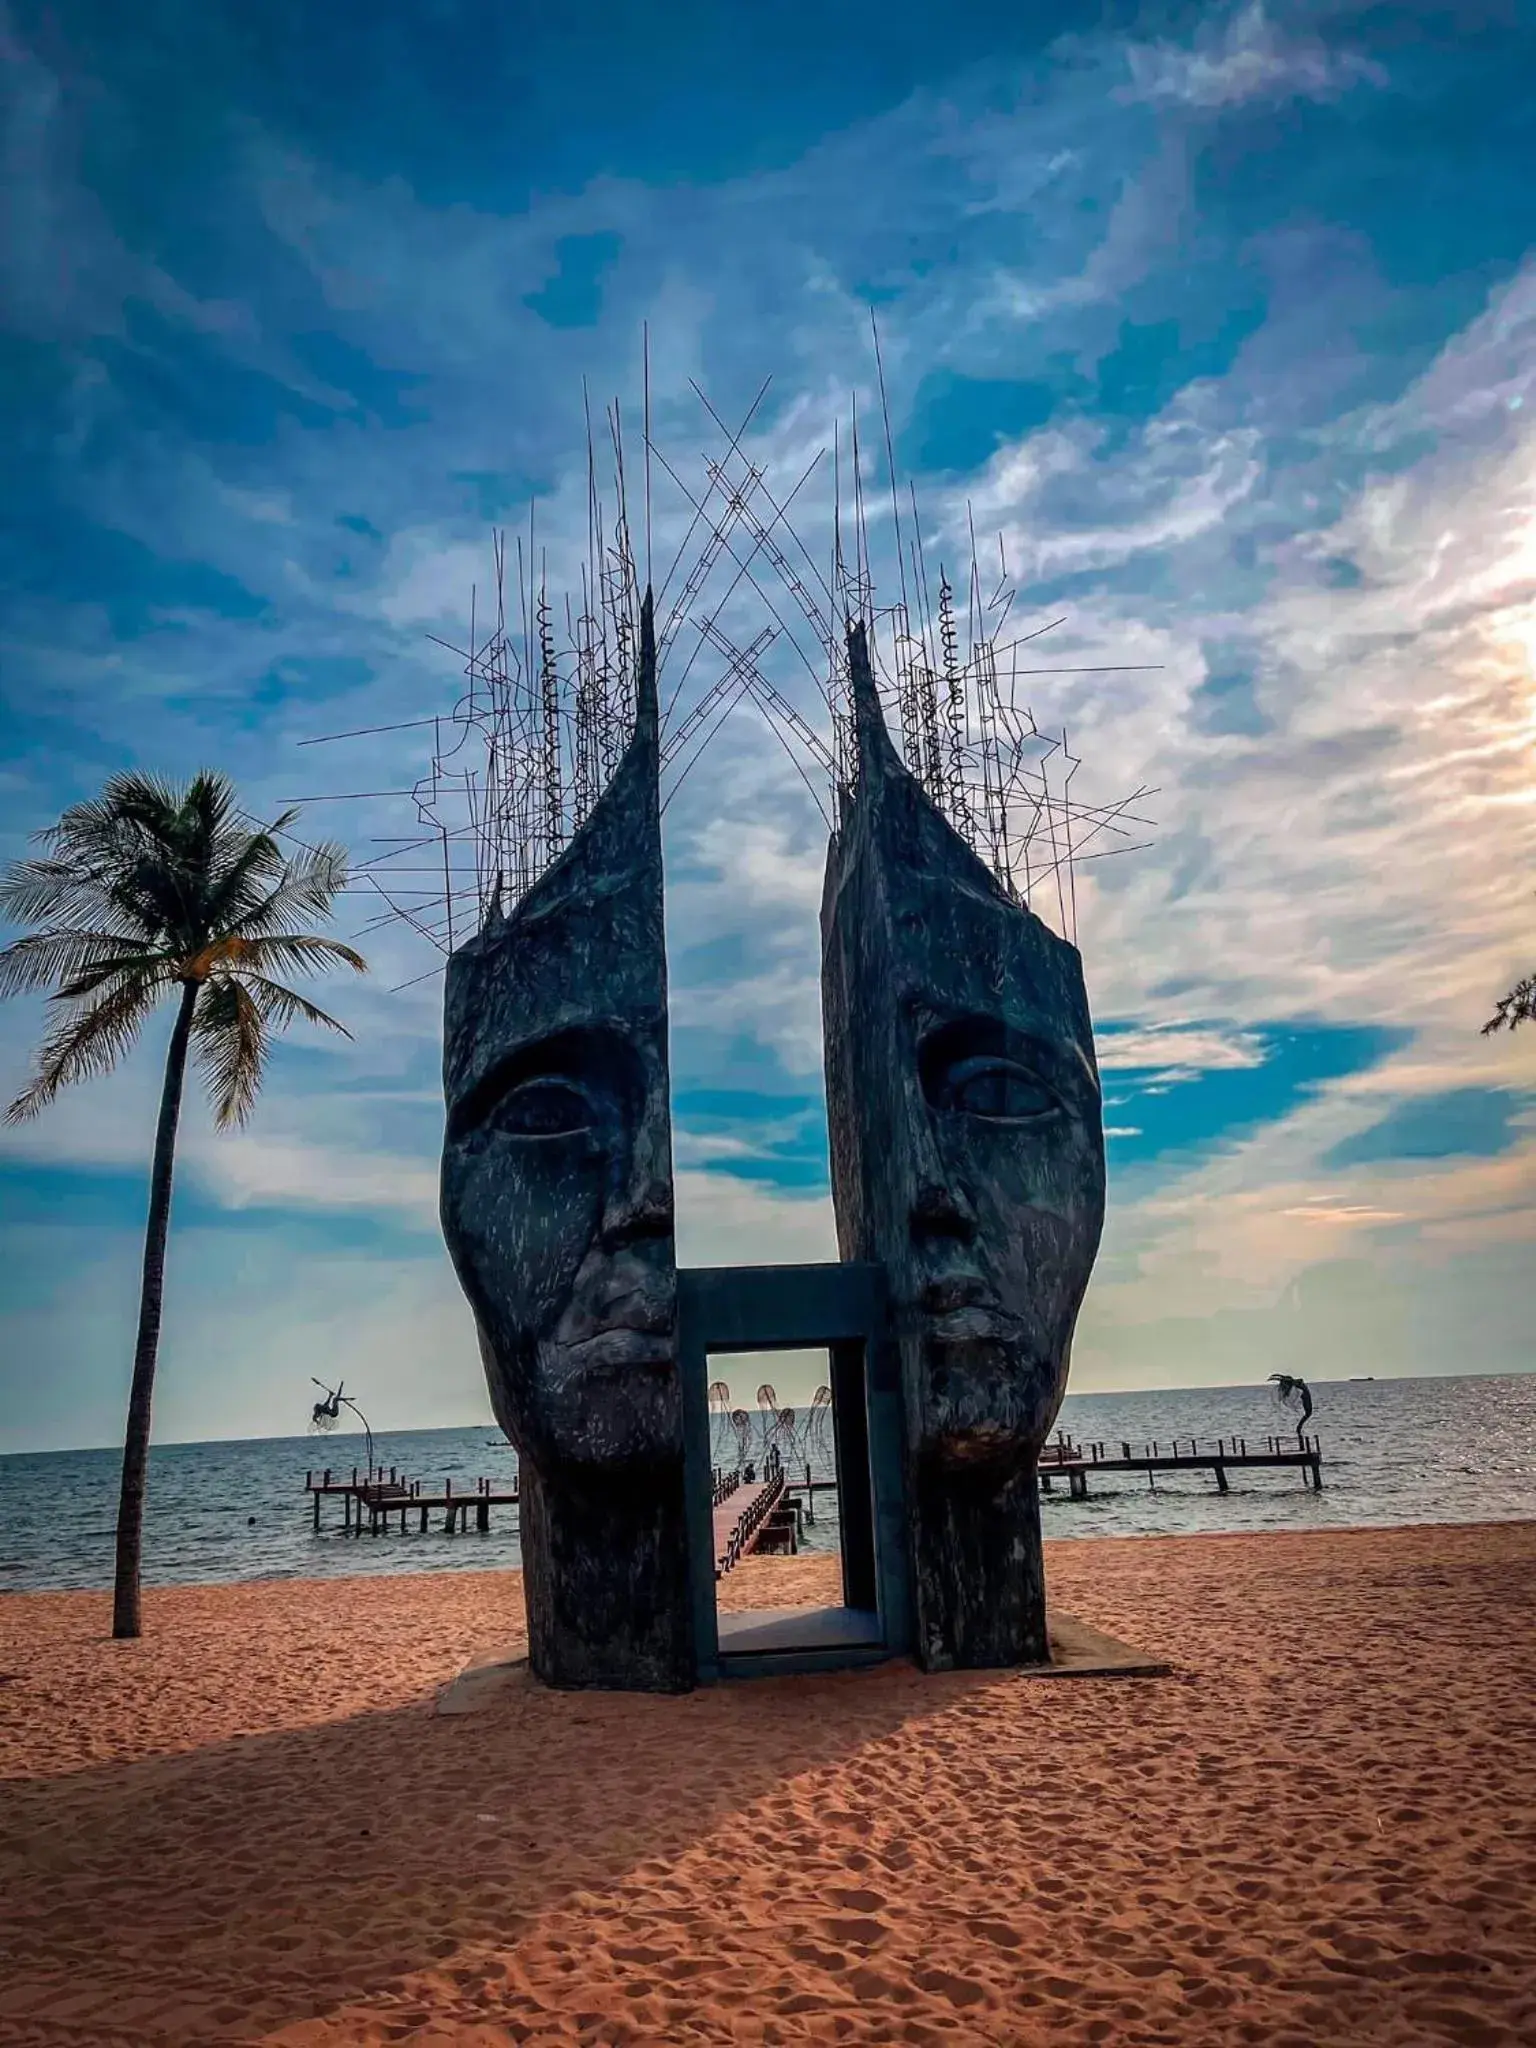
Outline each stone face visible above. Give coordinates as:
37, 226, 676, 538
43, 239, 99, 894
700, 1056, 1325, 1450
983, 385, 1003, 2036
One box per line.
440, 594, 694, 1691
821, 622, 1106, 1670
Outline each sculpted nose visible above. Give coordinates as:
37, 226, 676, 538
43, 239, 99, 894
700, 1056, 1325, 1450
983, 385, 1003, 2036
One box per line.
600, 1125, 675, 1249
910, 1177, 977, 1245
908, 1085, 977, 1245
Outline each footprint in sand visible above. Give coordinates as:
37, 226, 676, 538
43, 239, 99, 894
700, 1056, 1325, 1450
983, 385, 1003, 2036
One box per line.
827, 1887, 885, 1913
661, 1958, 711, 1982
847, 1965, 909, 2002
788, 1940, 848, 1973
969, 1919, 1022, 1949
912, 1966, 989, 2009
822, 1917, 890, 1948
1033, 1974, 1086, 2000
1405, 2004, 1511, 2048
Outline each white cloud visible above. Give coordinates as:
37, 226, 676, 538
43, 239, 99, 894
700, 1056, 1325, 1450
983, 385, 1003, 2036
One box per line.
959, 415, 1265, 582
971, 261, 1536, 1046
1115, 3, 1388, 112
1098, 1024, 1268, 1074
1086, 1032, 1536, 1348
675, 1169, 835, 1269
1280, 1199, 1406, 1225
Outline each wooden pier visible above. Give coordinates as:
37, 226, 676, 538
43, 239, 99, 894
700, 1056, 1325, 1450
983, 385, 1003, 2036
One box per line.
305, 1466, 519, 1536
308, 1425, 1323, 1553
1037, 1431, 1324, 1500
712, 1450, 810, 1576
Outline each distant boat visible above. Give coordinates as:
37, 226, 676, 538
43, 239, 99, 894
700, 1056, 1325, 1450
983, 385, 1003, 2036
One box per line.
1350, 1376, 1375, 1382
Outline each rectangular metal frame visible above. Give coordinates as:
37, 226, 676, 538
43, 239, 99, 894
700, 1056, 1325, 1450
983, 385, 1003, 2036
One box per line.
677, 1261, 912, 1681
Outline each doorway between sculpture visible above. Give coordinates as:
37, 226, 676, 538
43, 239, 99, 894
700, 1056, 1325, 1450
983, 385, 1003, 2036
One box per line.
678, 1262, 913, 1682
704, 1345, 875, 1649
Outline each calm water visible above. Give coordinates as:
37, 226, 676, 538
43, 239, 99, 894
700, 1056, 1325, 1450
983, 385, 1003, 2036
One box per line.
2, 1373, 1533, 1595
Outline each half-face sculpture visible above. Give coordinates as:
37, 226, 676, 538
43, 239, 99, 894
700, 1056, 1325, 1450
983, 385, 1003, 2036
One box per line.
821, 623, 1106, 1670
440, 595, 695, 1691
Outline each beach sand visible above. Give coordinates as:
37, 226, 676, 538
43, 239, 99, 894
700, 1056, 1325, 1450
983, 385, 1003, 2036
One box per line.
2, 1522, 1533, 2045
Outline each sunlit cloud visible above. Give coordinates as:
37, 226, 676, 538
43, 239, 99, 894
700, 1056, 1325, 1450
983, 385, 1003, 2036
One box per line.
1280, 1200, 1407, 1226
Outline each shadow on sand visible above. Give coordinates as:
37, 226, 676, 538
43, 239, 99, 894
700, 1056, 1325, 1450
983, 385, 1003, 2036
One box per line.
1, 1630, 1012, 2043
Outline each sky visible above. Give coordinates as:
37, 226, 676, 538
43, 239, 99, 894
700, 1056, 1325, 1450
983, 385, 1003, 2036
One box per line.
2, 0, 1534, 1454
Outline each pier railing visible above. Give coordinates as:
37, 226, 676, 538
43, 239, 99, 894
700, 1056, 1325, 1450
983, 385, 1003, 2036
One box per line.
305, 1421, 1325, 1548
305, 1466, 519, 1535
716, 1467, 787, 1576
1035, 1429, 1323, 1499
1040, 1432, 1322, 1466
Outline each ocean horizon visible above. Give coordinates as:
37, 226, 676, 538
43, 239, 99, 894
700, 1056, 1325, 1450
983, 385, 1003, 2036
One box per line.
4, 1369, 1533, 1597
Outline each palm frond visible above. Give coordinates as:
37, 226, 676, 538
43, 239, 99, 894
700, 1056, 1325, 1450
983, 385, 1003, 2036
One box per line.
243, 974, 354, 1039
56, 951, 175, 1003
5, 979, 160, 1122
182, 770, 237, 849
203, 809, 300, 930
173, 774, 242, 912
120, 850, 202, 949
100, 771, 224, 866
232, 844, 352, 938
0, 930, 163, 998
36, 774, 180, 875
225, 932, 368, 979
192, 977, 269, 1128
0, 858, 140, 934
14, 785, 198, 950
1483, 973, 1535, 1035
91, 770, 189, 835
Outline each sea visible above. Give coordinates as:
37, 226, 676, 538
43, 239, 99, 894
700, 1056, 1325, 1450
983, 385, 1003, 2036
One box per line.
2, 1372, 1533, 1596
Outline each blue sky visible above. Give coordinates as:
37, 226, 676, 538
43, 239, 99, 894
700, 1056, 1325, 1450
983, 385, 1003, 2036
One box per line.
2, 0, 1534, 1452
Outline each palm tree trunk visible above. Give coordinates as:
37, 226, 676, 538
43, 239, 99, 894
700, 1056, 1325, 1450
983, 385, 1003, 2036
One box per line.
112, 981, 198, 1640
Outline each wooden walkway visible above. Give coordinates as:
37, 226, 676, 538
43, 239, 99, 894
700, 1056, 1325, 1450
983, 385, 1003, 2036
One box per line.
305, 1466, 518, 1535
1038, 1432, 1323, 1498
712, 1464, 793, 1577
305, 1422, 1322, 1552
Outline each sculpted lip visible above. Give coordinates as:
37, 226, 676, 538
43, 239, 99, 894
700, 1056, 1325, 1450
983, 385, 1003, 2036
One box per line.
559, 1259, 674, 1366
921, 1274, 991, 1314
560, 1325, 673, 1369
926, 1308, 1010, 1343
919, 1274, 1024, 1345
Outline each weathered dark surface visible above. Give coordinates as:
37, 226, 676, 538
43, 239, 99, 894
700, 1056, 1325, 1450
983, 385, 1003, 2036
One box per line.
821, 623, 1106, 1670
440, 594, 694, 1691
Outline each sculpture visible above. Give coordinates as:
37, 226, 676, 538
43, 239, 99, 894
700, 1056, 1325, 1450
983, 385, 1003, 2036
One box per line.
1269, 1372, 1314, 1447
821, 622, 1106, 1669
440, 594, 695, 1691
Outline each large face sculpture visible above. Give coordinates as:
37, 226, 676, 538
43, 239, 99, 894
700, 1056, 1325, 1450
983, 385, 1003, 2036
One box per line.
441, 953, 677, 1471
440, 597, 694, 1691
822, 624, 1106, 1668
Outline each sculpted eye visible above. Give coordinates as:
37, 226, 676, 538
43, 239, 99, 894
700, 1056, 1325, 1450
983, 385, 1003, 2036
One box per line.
448, 1026, 642, 1149
939, 1056, 1060, 1125
497, 1079, 595, 1139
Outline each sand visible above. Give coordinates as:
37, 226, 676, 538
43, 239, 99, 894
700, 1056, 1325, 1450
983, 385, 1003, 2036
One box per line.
2, 1524, 1534, 2047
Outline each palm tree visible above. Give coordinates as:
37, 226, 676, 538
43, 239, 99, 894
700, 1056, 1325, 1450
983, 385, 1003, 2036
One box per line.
0, 772, 365, 1638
